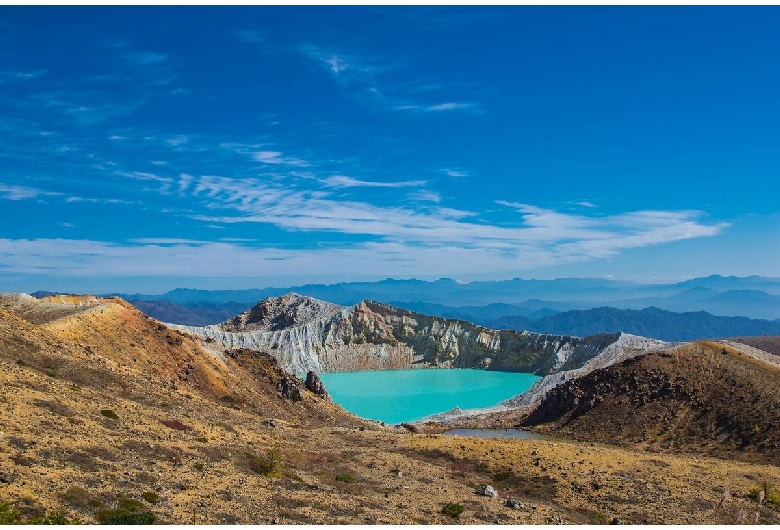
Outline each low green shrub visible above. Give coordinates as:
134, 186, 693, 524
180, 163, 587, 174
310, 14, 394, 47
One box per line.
1, 500, 81, 525
246, 447, 283, 478
141, 492, 159, 505
100, 409, 119, 420
335, 473, 355, 483
750, 480, 780, 508
442, 502, 464, 518
95, 509, 154, 525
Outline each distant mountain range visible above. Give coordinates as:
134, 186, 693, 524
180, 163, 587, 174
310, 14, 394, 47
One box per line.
485, 306, 780, 342
120, 297, 780, 342
103, 274, 780, 320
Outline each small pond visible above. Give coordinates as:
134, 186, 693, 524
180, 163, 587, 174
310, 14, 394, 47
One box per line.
444, 428, 551, 440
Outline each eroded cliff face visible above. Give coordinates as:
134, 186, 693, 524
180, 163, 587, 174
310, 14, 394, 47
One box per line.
169, 296, 630, 377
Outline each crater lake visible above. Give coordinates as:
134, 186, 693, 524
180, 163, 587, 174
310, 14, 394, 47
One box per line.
319, 369, 540, 424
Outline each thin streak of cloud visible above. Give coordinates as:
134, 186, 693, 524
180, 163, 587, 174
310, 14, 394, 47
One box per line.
441, 169, 469, 178
0, 70, 46, 82
426, 102, 474, 112
0, 183, 60, 201
253, 150, 310, 167
322, 175, 426, 188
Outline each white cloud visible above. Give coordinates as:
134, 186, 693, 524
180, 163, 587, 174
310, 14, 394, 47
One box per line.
577, 201, 597, 208
298, 45, 481, 115
178, 173, 193, 193
0, 70, 46, 83
185, 175, 726, 262
426, 102, 474, 112
441, 169, 469, 178
322, 175, 426, 188
165, 136, 189, 147
117, 171, 173, 183
0, 183, 60, 201
108, 135, 125, 141
410, 190, 442, 203
252, 151, 310, 167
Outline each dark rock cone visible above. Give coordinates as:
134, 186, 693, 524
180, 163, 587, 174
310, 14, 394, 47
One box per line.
305, 371, 332, 402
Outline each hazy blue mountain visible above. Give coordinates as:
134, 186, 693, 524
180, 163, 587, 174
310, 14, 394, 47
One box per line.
487, 306, 780, 342
390, 301, 563, 325
127, 300, 254, 326
109, 275, 780, 319
675, 274, 780, 294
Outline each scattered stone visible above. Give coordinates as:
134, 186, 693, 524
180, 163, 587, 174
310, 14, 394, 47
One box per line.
400, 423, 418, 433
0, 472, 16, 484
264, 418, 278, 428
475, 484, 499, 498
505, 498, 524, 510
611, 517, 622, 525
305, 371, 331, 401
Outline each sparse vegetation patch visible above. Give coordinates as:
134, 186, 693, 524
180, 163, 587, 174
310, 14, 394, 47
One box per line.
442, 502, 464, 518
246, 447, 283, 478
100, 409, 118, 420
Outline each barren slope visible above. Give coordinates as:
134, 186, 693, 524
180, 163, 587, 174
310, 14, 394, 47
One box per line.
522, 341, 780, 465
1, 296, 780, 524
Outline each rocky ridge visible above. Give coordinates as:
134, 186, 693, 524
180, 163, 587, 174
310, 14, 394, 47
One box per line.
521, 339, 780, 464
169, 296, 658, 379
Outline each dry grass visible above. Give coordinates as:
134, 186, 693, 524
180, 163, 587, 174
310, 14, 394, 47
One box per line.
1, 297, 780, 524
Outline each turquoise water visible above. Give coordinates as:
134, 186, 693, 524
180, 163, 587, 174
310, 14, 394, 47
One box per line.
319, 369, 539, 425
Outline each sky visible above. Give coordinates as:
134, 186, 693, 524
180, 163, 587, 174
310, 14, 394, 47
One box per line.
1, 6, 779, 294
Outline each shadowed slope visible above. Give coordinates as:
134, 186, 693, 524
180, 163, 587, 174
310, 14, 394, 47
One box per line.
522, 341, 780, 464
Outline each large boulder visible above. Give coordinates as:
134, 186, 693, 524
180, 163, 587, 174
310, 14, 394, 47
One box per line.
305, 371, 331, 402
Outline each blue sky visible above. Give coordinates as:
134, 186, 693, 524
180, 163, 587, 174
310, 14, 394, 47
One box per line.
1, 6, 778, 293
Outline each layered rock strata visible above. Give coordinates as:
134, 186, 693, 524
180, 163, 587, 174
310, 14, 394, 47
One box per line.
170, 295, 649, 379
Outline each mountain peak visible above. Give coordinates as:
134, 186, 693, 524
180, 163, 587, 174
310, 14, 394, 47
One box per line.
219, 292, 344, 332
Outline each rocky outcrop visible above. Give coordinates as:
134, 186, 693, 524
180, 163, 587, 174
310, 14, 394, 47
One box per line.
305, 371, 331, 402
277, 376, 303, 402
169, 295, 653, 378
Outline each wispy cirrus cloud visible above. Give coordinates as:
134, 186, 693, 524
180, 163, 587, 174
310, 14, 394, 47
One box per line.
425, 102, 478, 112
252, 150, 310, 167
322, 175, 425, 188
0, 70, 46, 83
186, 174, 726, 259
441, 169, 469, 178
0, 183, 60, 201
297, 44, 482, 115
